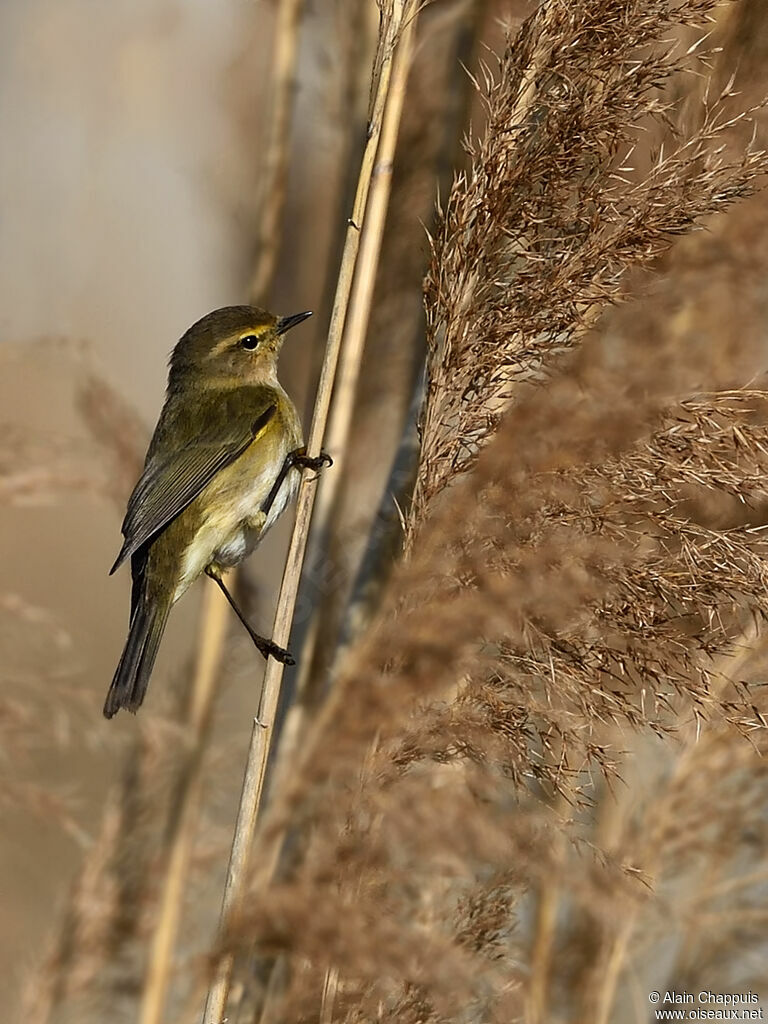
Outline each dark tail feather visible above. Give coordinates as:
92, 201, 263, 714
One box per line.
103, 591, 171, 718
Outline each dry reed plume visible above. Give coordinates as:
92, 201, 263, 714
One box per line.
216, 2, 768, 1021
411, 0, 767, 534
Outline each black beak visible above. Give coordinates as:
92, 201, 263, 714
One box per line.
276, 310, 312, 335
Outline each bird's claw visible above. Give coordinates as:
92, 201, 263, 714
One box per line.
260, 640, 295, 666
291, 448, 333, 473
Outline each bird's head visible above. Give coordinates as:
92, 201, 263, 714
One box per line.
168, 305, 312, 391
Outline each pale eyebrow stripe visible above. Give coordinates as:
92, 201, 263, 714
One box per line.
209, 326, 268, 357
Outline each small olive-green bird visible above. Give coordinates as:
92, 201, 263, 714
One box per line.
104, 305, 328, 719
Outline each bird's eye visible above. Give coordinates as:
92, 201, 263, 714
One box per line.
240, 334, 260, 350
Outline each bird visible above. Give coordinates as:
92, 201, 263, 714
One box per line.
103, 305, 329, 719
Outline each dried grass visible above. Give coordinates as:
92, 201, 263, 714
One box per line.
411, 0, 767, 535
213, 2, 768, 1021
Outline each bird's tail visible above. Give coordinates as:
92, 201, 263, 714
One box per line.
103, 585, 171, 718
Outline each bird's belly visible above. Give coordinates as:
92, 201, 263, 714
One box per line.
212, 473, 295, 567
211, 526, 251, 568
173, 437, 300, 600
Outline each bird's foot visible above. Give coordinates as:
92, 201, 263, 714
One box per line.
205, 569, 295, 666
256, 637, 295, 666
261, 448, 333, 517
289, 446, 333, 473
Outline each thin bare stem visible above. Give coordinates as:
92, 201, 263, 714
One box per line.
137, 586, 230, 1024
526, 790, 569, 1024
301, 0, 380, 429
200, 5, 414, 1021
270, 1, 419, 819
249, 0, 306, 305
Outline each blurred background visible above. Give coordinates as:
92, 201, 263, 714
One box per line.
3, 1, 768, 1022
0, 0, 346, 1010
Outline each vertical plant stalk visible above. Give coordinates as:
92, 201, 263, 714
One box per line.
249, 0, 306, 305
137, 586, 229, 1024
201, 5, 412, 1021
278, 0, 379, 767
526, 790, 569, 1024
137, 5, 306, 1024
271, 3, 419, 805
290, 0, 380, 705
326, 0, 490, 666
301, 0, 380, 428
592, 621, 761, 1024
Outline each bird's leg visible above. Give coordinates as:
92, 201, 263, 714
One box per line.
261, 446, 333, 517
205, 569, 294, 666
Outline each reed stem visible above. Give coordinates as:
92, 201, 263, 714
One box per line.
200, 5, 413, 1021
270, 0, 419, 812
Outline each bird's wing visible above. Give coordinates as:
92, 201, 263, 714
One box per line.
110, 387, 278, 574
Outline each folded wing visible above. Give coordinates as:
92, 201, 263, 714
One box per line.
110, 388, 278, 574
